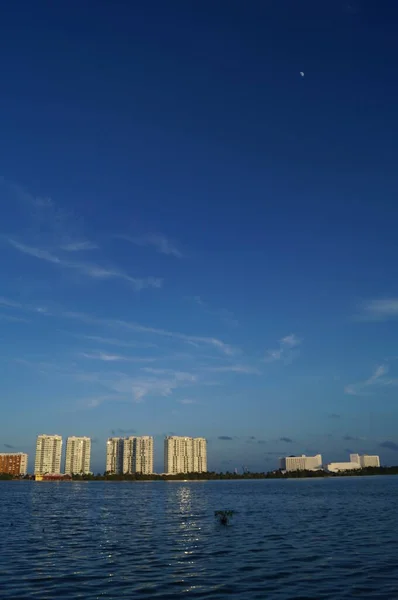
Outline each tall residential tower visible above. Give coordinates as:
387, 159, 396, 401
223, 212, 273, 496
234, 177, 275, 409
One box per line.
106, 437, 124, 474
65, 436, 91, 474
164, 436, 207, 474
34, 434, 62, 475
123, 436, 154, 474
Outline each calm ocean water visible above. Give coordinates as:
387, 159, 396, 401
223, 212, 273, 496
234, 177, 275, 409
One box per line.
1, 477, 398, 599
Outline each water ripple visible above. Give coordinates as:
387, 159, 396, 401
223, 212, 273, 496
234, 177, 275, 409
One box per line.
1, 477, 398, 598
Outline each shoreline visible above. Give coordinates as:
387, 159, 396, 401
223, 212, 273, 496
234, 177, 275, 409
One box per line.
2, 467, 398, 482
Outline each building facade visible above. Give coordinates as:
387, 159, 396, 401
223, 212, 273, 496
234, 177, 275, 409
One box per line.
327, 453, 381, 472
34, 434, 62, 475
123, 436, 154, 474
65, 436, 91, 474
0, 453, 28, 475
164, 436, 207, 474
106, 437, 124, 474
280, 454, 322, 472
350, 453, 380, 468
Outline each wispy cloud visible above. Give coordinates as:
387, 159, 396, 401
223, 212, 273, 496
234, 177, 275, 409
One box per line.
7, 239, 162, 291
279, 437, 294, 443
4, 443, 15, 449
81, 352, 155, 363
205, 364, 260, 375
60, 240, 98, 252
178, 398, 197, 405
0, 314, 30, 323
118, 233, 183, 258
1, 296, 237, 356
265, 334, 301, 363
218, 436, 234, 441
190, 296, 238, 327
328, 413, 341, 419
78, 315, 238, 356
79, 368, 198, 405
359, 298, 398, 321
344, 364, 397, 396
72, 334, 158, 349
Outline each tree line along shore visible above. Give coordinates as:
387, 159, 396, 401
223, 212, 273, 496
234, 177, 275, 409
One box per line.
1, 466, 398, 481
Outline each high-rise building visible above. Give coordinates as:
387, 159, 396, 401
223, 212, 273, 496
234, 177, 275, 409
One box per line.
106, 437, 124, 474
65, 436, 91, 474
164, 436, 207, 474
193, 437, 207, 473
123, 436, 154, 474
0, 453, 28, 475
34, 435, 62, 475
280, 454, 322, 472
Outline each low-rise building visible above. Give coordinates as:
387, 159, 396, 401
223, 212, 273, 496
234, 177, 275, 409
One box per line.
327, 461, 361, 473
0, 453, 28, 475
327, 453, 381, 473
280, 454, 322, 472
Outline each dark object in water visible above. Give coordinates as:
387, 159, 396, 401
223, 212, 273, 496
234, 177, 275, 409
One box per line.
215, 510, 235, 525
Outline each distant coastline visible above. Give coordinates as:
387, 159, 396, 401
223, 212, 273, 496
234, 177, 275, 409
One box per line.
2, 466, 398, 481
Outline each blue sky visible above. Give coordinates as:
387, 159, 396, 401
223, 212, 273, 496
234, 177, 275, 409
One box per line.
1, 1, 398, 473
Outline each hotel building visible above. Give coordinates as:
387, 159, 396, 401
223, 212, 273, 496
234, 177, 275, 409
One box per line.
65, 436, 91, 474
164, 436, 207, 474
327, 453, 380, 473
280, 454, 322, 472
123, 436, 154, 474
34, 434, 62, 475
0, 453, 28, 475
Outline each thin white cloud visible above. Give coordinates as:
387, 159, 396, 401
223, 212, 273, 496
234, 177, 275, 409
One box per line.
0, 297, 238, 356
280, 334, 300, 348
72, 334, 158, 349
80, 352, 155, 363
360, 299, 398, 321
178, 398, 197, 405
118, 234, 183, 258
60, 241, 98, 252
0, 297, 23, 309
0, 314, 30, 323
344, 364, 397, 396
76, 315, 237, 356
7, 239, 162, 291
265, 334, 301, 363
191, 296, 238, 327
205, 364, 261, 375
79, 369, 198, 405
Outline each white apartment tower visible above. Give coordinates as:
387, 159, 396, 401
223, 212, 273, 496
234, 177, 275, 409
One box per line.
65, 436, 91, 474
106, 437, 124, 474
164, 436, 207, 474
123, 436, 154, 474
34, 434, 63, 475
